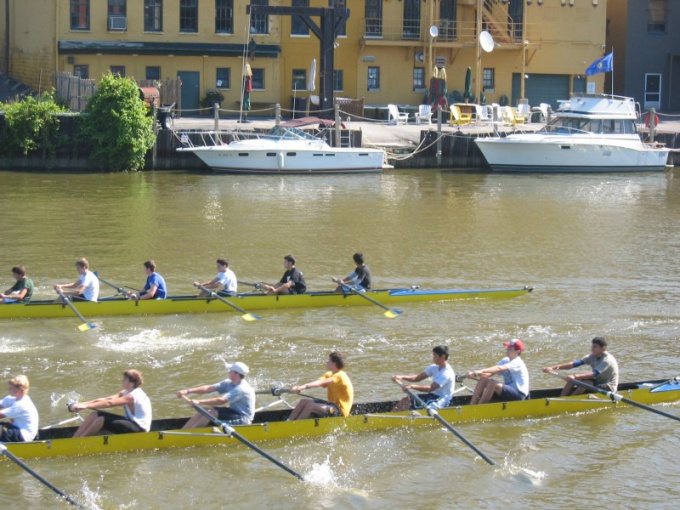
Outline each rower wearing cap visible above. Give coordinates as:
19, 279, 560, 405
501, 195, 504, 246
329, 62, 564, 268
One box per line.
178, 361, 255, 428
466, 339, 530, 404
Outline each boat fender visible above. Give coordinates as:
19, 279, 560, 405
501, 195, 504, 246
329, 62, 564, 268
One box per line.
644, 112, 659, 128
278, 152, 285, 169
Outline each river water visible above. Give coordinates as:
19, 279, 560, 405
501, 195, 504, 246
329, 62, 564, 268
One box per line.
1, 169, 679, 509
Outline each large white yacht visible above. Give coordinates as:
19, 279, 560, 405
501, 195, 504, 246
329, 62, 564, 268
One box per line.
178, 125, 388, 174
474, 95, 670, 172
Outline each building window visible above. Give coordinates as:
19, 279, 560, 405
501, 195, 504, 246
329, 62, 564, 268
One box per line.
403, 0, 420, 40
144, 0, 163, 32
292, 69, 306, 91
110, 66, 126, 77
74, 65, 89, 79
413, 67, 425, 91
146, 66, 161, 80
336, 0, 347, 36
648, 0, 667, 33
250, 0, 269, 35
70, 0, 89, 30
333, 70, 344, 92
439, 0, 457, 41
483, 68, 495, 90
216, 68, 231, 89
180, 0, 198, 33
291, 0, 309, 36
368, 66, 380, 91
216, 0, 234, 34
251, 68, 265, 89
365, 0, 382, 37
108, 0, 125, 15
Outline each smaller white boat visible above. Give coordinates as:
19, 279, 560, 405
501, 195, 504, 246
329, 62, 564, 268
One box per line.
474, 94, 671, 172
178, 125, 389, 174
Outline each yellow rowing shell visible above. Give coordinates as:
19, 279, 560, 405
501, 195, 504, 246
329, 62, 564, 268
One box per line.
3, 378, 678, 460
0, 286, 532, 320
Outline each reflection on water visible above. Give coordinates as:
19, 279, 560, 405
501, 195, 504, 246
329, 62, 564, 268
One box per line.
1, 169, 680, 508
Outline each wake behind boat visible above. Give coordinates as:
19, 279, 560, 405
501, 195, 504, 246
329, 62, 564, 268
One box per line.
474, 94, 671, 172
3, 378, 678, 460
177, 125, 389, 174
0, 286, 533, 320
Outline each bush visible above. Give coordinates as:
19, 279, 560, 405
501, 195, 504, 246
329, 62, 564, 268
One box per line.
1, 92, 68, 157
79, 73, 155, 171
201, 88, 224, 109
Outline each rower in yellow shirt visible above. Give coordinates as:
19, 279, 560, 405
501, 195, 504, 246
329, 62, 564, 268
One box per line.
287, 352, 354, 420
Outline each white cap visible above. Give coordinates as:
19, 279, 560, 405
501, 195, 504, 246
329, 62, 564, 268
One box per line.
228, 362, 250, 376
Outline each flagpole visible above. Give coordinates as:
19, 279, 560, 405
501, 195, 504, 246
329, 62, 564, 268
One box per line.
611, 48, 614, 96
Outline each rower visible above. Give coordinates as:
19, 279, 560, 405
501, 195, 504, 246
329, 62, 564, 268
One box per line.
287, 352, 353, 420
332, 252, 371, 293
262, 254, 306, 296
194, 258, 237, 298
543, 336, 619, 396
391, 345, 456, 411
466, 339, 529, 404
54, 257, 100, 302
127, 260, 167, 300
68, 369, 152, 437
178, 362, 255, 428
0, 375, 39, 443
0, 265, 34, 304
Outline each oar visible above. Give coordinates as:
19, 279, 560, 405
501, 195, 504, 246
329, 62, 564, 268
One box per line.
548, 371, 680, 423
237, 280, 266, 292
94, 273, 129, 295
0, 444, 84, 507
180, 395, 304, 480
55, 289, 95, 332
394, 379, 497, 466
197, 285, 261, 321
337, 281, 402, 318
40, 414, 84, 431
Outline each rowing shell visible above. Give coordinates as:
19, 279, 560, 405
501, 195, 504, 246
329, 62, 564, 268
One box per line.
3, 378, 677, 460
0, 286, 533, 320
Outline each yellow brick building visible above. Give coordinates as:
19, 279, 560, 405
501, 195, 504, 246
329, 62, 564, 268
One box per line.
1, 0, 608, 114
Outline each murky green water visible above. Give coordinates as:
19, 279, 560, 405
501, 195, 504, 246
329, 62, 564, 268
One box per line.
1, 169, 679, 509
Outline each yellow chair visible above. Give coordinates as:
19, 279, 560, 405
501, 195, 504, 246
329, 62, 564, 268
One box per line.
449, 105, 472, 126
503, 106, 526, 125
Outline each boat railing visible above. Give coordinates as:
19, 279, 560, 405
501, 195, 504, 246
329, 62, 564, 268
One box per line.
174, 130, 260, 148
539, 125, 597, 136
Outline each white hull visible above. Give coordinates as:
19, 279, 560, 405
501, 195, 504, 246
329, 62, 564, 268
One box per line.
182, 145, 386, 174
475, 135, 670, 173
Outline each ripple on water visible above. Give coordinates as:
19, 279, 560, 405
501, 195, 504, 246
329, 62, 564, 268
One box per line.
94, 329, 227, 353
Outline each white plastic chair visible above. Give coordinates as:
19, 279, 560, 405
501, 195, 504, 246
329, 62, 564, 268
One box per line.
387, 104, 409, 125
414, 104, 432, 125
475, 104, 491, 123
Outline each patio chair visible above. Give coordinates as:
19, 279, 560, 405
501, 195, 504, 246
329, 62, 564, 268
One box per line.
387, 104, 409, 125
474, 104, 492, 123
502, 106, 525, 126
414, 104, 432, 125
449, 105, 472, 126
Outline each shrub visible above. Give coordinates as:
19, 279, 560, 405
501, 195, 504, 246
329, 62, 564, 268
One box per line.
201, 88, 224, 109
79, 73, 155, 171
1, 92, 68, 157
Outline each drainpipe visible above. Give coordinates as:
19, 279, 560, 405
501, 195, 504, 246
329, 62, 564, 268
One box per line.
4, 0, 9, 76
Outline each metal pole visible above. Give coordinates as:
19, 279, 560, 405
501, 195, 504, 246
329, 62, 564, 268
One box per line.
334, 102, 341, 148
474, 0, 483, 102
436, 107, 442, 167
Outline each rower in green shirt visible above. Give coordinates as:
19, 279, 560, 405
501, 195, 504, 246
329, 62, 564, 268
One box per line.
0, 265, 34, 304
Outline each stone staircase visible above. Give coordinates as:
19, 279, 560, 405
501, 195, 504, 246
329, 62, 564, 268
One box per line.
0, 73, 34, 103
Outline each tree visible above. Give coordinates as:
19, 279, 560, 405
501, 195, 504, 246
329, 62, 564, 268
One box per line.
80, 73, 155, 171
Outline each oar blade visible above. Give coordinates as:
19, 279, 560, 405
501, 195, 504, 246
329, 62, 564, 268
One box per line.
77, 322, 95, 332
383, 309, 403, 319
240, 313, 261, 322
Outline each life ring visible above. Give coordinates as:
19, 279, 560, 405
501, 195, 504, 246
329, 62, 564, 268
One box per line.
644, 112, 659, 128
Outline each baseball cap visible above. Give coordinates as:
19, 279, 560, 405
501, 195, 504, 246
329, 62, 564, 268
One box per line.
503, 339, 524, 352
228, 362, 250, 376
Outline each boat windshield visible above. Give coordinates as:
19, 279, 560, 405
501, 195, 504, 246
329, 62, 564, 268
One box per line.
265, 126, 321, 141
542, 117, 638, 135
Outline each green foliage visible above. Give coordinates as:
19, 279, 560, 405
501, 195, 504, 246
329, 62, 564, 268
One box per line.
201, 88, 224, 108
80, 73, 155, 172
2, 91, 68, 157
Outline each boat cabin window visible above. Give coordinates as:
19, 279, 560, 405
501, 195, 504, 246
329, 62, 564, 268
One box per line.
545, 118, 636, 135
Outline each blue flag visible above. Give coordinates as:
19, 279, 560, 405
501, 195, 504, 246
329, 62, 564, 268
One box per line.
585, 53, 613, 75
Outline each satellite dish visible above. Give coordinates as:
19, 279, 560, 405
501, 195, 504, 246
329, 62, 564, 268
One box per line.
480, 31, 495, 53
429, 25, 439, 38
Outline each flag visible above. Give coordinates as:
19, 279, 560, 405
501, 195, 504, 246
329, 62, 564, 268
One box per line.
585, 53, 613, 76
